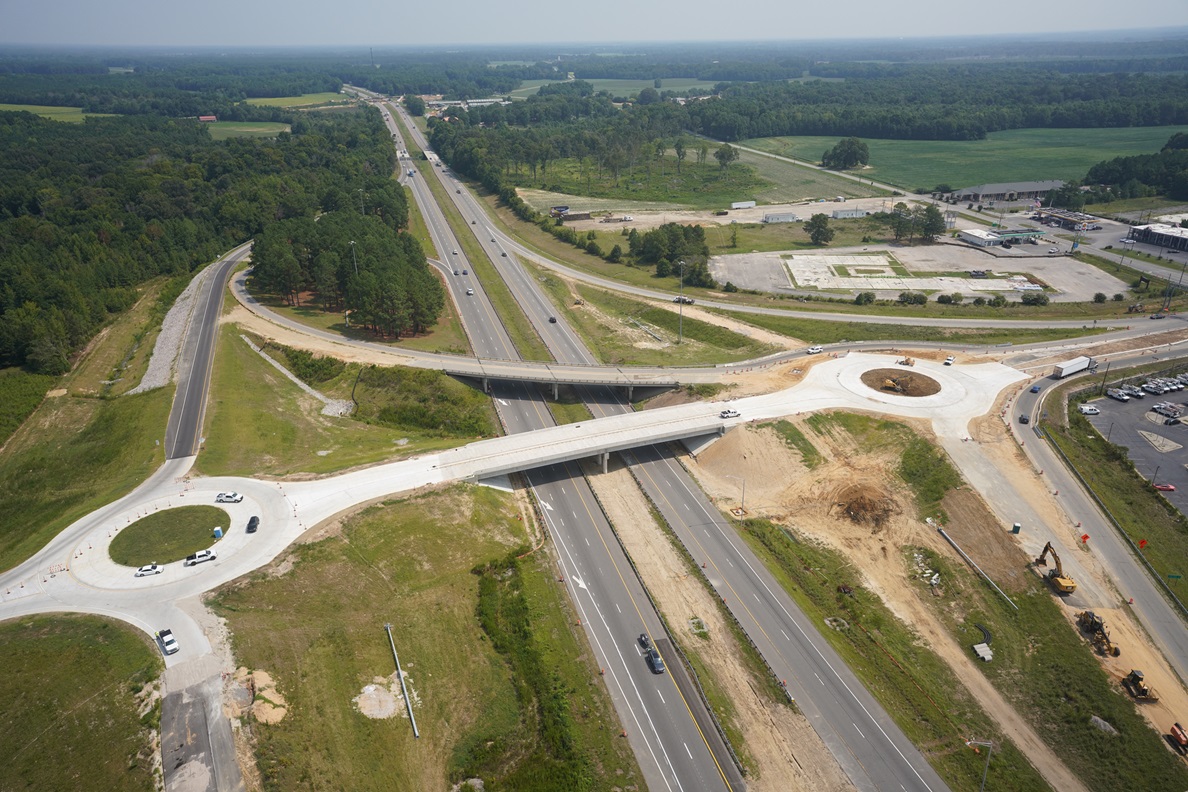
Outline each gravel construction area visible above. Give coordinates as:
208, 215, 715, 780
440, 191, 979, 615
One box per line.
126, 264, 216, 395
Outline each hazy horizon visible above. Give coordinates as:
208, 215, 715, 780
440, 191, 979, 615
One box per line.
6, 0, 1188, 49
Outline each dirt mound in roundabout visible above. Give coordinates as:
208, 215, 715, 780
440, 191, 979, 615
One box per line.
859, 368, 941, 397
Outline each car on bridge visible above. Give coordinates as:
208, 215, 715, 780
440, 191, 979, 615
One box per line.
720, 409, 740, 419
215, 492, 242, 503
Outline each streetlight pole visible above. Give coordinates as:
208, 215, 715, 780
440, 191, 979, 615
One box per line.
965, 740, 993, 792
349, 240, 359, 276
678, 260, 685, 345
1153, 465, 1161, 487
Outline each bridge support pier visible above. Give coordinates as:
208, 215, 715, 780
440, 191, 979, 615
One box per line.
553, 382, 559, 400
599, 451, 609, 474
483, 377, 490, 394
626, 384, 634, 401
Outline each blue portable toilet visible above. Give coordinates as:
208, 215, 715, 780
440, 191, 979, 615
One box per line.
213, 527, 224, 539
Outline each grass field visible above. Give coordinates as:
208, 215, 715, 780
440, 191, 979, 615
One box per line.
0, 615, 161, 792
744, 126, 1188, 192
508, 77, 722, 100
197, 325, 470, 477
245, 92, 352, 108
108, 505, 228, 566
68, 277, 170, 399
503, 150, 768, 211
210, 485, 641, 791
0, 368, 56, 449
0, 103, 108, 122
0, 386, 171, 573
736, 147, 884, 204
206, 121, 291, 141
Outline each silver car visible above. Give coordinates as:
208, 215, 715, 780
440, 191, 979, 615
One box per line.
135, 564, 162, 577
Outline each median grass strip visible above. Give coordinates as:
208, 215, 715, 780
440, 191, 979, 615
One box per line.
108, 505, 228, 567
211, 485, 639, 791
392, 110, 551, 362
0, 614, 161, 792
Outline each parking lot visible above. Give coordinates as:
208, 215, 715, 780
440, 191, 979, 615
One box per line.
1083, 378, 1188, 506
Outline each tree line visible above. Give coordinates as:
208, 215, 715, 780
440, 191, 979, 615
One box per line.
249, 212, 444, 340
0, 106, 412, 373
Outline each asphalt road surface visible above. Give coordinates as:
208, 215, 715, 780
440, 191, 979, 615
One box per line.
386, 96, 949, 792
165, 243, 252, 459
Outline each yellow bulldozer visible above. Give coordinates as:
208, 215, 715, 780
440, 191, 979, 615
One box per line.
1122, 669, 1159, 701
1035, 541, 1077, 594
1076, 611, 1121, 657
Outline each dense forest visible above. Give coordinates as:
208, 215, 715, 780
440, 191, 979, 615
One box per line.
1083, 132, 1188, 202
0, 105, 426, 373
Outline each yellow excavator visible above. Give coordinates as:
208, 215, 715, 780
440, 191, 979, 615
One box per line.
882, 375, 912, 393
1035, 541, 1077, 593
1076, 611, 1121, 656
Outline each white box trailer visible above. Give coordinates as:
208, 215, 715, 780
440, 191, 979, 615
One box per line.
731, 200, 757, 210
1054, 356, 1094, 378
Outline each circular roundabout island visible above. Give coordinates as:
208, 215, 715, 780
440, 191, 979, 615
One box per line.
858, 368, 942, 398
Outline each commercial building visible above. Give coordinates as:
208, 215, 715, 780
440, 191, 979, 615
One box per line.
958, 228, 1046, 247
832, 208, 870, 220
1034, 208, 1102, 231
951, 180, 1064, 203
762, 212, 801, 224
1131, 223, 1188, 253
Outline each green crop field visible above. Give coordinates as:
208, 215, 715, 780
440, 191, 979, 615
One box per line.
206, 121, 291, 140
744, 126, 1188, 192
245, 92, 352, 107
0, 103, 107, 122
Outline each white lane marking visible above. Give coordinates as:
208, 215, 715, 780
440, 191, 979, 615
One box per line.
684, 743, 693, 759
854, 723, 866, 740
571, 574, 588, 591
781, 629, 790, 640
815, 673, 823, 685
585, 537, 590, 546
657, 690, 666, 704
540, 501, 553, 511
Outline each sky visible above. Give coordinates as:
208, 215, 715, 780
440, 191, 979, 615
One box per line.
4, 0, 1188, 47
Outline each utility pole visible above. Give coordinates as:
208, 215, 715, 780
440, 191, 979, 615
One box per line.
965, 740, 993, 792
357, 189, 366, 216
678, 260, 685, 345
350, 240, 359, 276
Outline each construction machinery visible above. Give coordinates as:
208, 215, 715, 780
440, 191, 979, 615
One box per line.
1170, 723, 1188, 756
1034, 542, 1077, 593
897, 357, 915, 367
1076, 611, 1121, 657
1123, 669, 1159, 702
882, 375, 913, 393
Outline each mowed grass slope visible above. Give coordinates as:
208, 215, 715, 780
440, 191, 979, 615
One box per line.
0, 386, 171, 573
211, 486, 640, 791
744, 126, 1187, 191
0, 615, 161, 792
198, 325, 475, 477
206, 122, 291, 140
